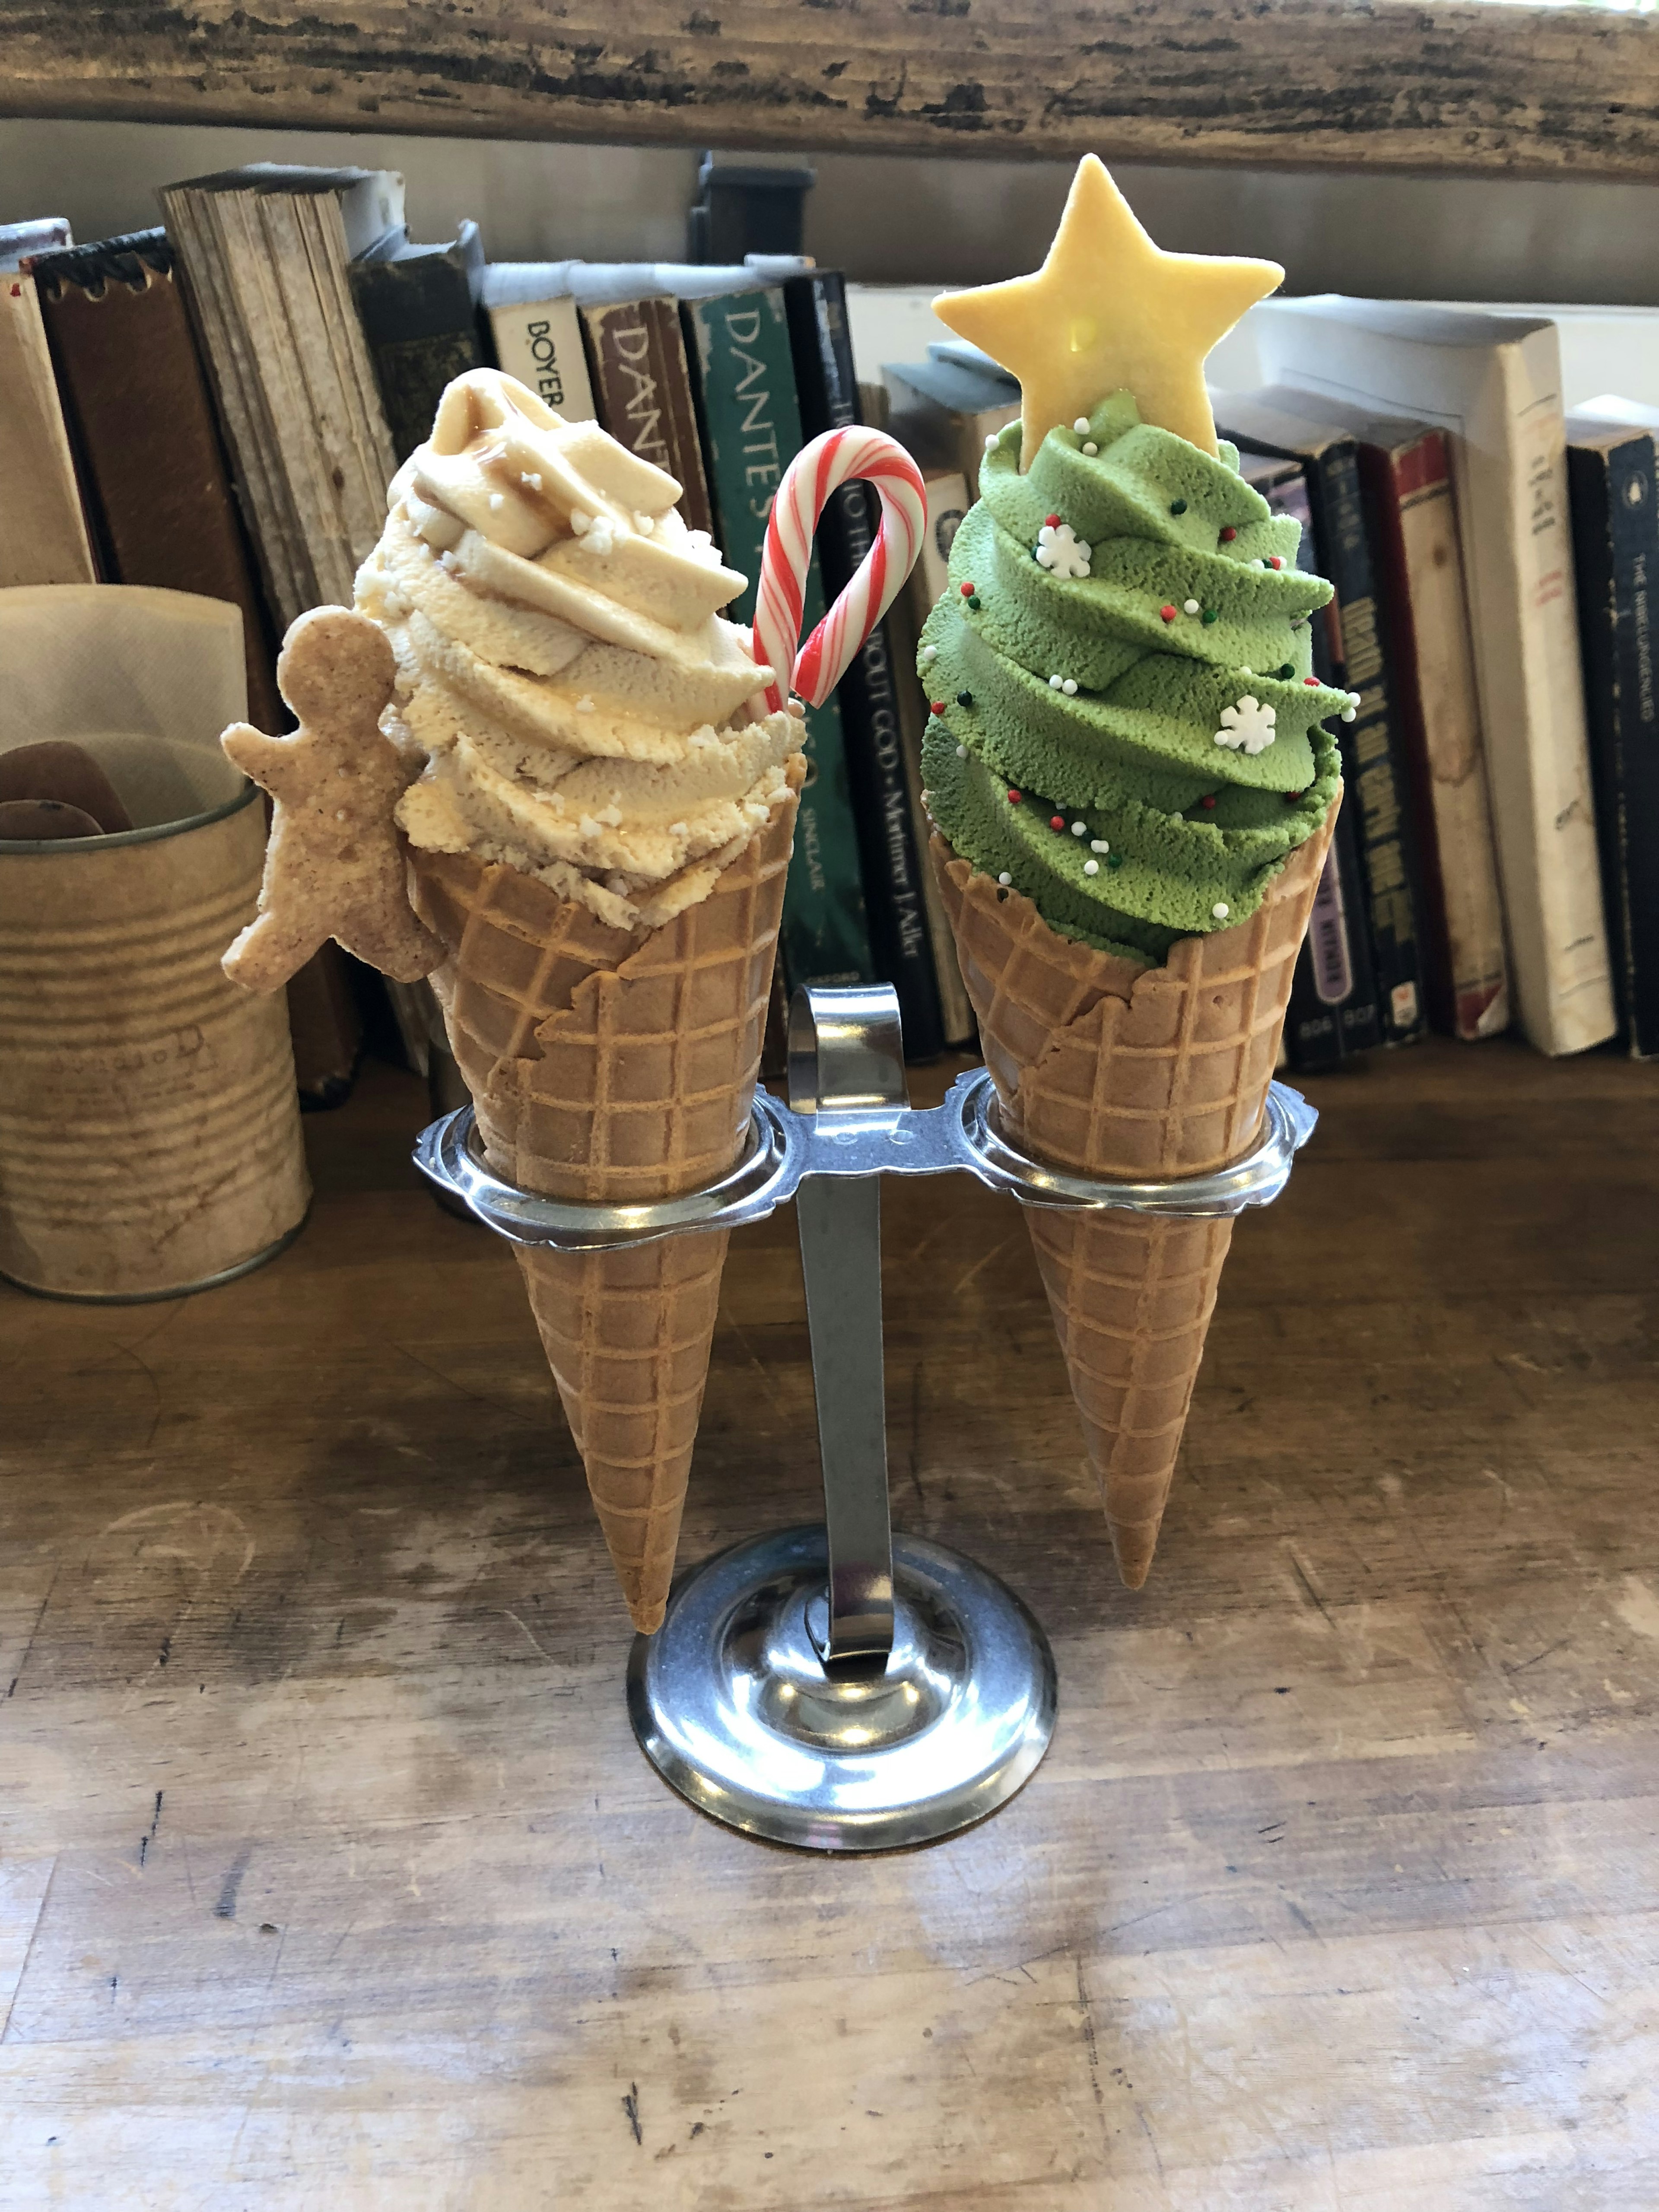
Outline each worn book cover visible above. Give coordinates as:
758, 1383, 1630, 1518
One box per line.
1567, 408, 1659, 1058
680, 283, 873, 991
578, 296, 713, 541
33, 228, 281, 728
349, 226, 484, 463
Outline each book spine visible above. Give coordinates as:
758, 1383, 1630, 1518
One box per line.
485, 295, 597, 420
0, 271, 97, 587
1568, 434, 1659, 1058
347, 251, 483, 464
1315, 446, 1429, 1046
579, 299, 714, 540
1364, 435, 1509, 1041
679, 288, 873, 990
783, 272, 944, 1056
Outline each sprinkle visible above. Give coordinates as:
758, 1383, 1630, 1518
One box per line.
635, 511, 655, 535
1108, 853, 1124, 869
1071, 820, 1087, 836
985, 432, 999, 449
1170, 500, 1188, 516
1050, 814, 1065, 830
956, 690, 974, 708
1201, 608, 1218, 625
1062, 679, 1077, 695
1007, 789, 1022, 804
1049, 674, 1064, 689
570, 510, 591, 534
1250, 558, 1265, 570
1269, 556, 1284, 569
1183, 598, 1201, 616
1082, 443, 1098, 456
1304, 677, 1320, 687
1220, 526, 1237, 543
521, 471, 543, 492
1090, 837, 1109, 854
1342, 705, 1358, 722
920, 644, 938, 664
960, 581, 976, 597
1240, 667, 1253, 676
1045, 514, 1062, 528
1213, 901, 1230, 919
1160, 604, 1178, 623
1348, 691, 1363, 706
966, 595, 981, 610
956, 744, 967, 758
931, 700, 947, 715
1201, 795, 1216, 809
488, 492, 505, 511
998, 871, 1012, 885
1073, 417, 1090, 433
1277, 664, 1295, 678
1084, 858, 1099, 876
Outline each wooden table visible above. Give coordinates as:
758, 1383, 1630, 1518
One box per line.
3, 1039, 1656, 2209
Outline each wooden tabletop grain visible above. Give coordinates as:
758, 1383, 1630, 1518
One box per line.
2, 1039, 1656, 2209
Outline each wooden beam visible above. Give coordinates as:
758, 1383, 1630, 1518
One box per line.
1, 1, 1657, 183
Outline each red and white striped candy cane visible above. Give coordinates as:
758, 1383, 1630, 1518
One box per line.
753, 427, 927, 712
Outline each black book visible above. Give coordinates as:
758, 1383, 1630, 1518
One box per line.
782, 268, 945, 1059
1566, 406, 1659, 1058
349, 221, 485, 463
1220, 393, 1429, 1049
1234, 447, 1382, 1069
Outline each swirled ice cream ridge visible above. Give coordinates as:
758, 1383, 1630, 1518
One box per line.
354, 368, 803, 931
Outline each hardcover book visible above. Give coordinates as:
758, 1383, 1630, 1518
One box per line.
1219, 392, 1430, 1049
349, 222, 485, 463
578, 296, 714, 541
1566, 400, 1659, 1058
0, 257, 96, 588
680, 283, 874, 991
480, 262, 597, 421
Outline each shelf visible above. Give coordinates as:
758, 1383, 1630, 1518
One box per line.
2, 0, 1657, 182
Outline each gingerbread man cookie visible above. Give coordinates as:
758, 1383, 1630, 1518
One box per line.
222, 606, 443, 991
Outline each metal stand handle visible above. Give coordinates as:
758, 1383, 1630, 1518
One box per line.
787, 986, 904, 1674
413, 983, 1319, 1855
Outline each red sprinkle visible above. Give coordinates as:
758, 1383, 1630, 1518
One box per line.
960, 581, 977, 597
930, 700, 947, 714
1220, 526, 1237, 542
1160, 604, 1177, 623
1045, 513, 1062, 528
1269, 556, 1284, 569
1007, 789, 1021, 804
1201, 795, 1217, 810
1304, 677, 1319, 687
1049, 814, 1065, 830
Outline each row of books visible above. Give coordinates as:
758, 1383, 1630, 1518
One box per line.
0, 166, 974, 1067
871, 298, 1659, 1064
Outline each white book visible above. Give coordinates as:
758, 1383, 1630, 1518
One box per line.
1254, 297, 1615, 1056
480, 264, 596, 421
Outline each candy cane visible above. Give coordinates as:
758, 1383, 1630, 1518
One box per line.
754, 427, 927, 712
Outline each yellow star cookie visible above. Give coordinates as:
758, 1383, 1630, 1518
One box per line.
934, 155, 1282, 466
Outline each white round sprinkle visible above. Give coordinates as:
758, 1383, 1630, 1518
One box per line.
1342, 706, 1357, 722
998, 871, 1013, 886
1349, 691, 1362, 705
1084, 858, 1100, 877
1071, 820, 1087, 836
1049, 674, 1064, 690
920, 645, 938, 664
1090, 838, 1110, 855
1184, 598, 1201, 616
985, 432, 999, 449
1240, 667, 1253, 676
1250, 558, 1265, 569
1073, 417, 1090, 434
1062, 679, 1077, 696
1082, 442, 1099, 456
956, 744, 968, 759
1213, 902, 1230, 920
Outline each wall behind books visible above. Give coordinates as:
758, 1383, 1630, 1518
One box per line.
5, 118, 1659, 313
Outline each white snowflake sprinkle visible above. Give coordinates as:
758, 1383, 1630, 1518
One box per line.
1084, 858, 1099, 876
1035, 522, 1091, 580
1213, 902, 1230, 920
1214, 694, 1278, 756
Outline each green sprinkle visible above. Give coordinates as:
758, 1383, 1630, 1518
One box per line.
956, 690, 974, 708
1200, 607, 1218, 626
1170, 499, 1188, 515
1277, 663, 1294, 678
1107, 853, 1124, 870
966, 595, 982, 611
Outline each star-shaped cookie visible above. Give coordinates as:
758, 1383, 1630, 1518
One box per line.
934, 156, 1283, 466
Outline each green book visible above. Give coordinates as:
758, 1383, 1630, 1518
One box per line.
682, 286, 873, 987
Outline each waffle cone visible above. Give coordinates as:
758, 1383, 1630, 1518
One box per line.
409, 763, 802, 1633
931, 797, 1338, 1584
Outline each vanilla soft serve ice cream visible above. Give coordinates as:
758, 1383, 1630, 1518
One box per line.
354, 369, 801, 931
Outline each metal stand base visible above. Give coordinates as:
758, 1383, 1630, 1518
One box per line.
627, 1524, 1057, 1854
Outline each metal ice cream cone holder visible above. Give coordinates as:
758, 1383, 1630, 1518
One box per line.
416, 983, 1317, 1853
